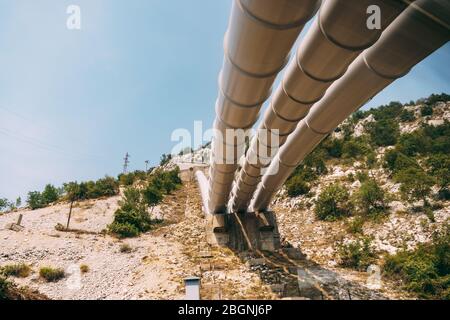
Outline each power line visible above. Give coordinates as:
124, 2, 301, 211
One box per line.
0, 106, 106, 160
0, 127, 105, 161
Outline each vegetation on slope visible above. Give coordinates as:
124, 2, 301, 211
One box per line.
108, 167, 182, 238
383, 226, 450, 299
281, 93, 449, 299
286, 92, 449, 214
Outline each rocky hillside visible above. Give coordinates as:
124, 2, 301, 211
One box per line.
273, 94, 449, 299
1, 93, 448, 300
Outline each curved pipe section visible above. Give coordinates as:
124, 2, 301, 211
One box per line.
208, 0, 321, 214
232, 0, 409, 212
252, 0, 450, 211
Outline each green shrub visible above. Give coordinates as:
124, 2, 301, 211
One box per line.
322, 138, 343, 158
384, 226, 450, 299
286, 176, 310, 197
421, 104, 433, 117
109, 169, 181, 238
26, 191, 45, 210
118, 172, 136, 186
41, 184, 60, 205
426, 154, 450, 195
347, 172, 355, 182
118, 171, 148, 187
80, 177, 119, 199
302, 148, 328, 177
351, 110, 367, 122
27, 185, 61, 210
383, 150, 419, 174
425, 93, 450, 105
94, 176, 119, 197
289, 149, 328, 186
438, 188, 450, 201
346, 217, 365, 235
142, 185, 163, 210
315, 184, 352, 221
119, 243, 132, 253
149, 168, 182, 195
342, 137, 370, 159
399, 109, 415, 122
110, 207, 152, 237
354, 178, 387, 216
80, 265, 89, 273
394, 167, 435, 207
338, 237, 377, 271
0, 276, 10, 299
366, 151, 378, 168
108, 188, 153, 238
1, 263, 31, 278
370, 101, 404, 121
108, 221, 140, 238
160, 153, 172, 166
355, 171, 369, 183
39, 267, 65, 282
397, 132, 431, 157
368, 119, 399, 147
342, 140, 361, 159
0, 198, 9, 212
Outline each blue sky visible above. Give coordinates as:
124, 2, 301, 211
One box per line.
0, 0, 449, 201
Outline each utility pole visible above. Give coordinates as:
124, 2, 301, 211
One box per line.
123, 152, 130, 174
145, 160, 149, 172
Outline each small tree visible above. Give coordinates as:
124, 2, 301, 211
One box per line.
322, 138, 343, 158
42, 184, 60, 205
354, 178, 387, 216
315, 184, 352, 221
108, 188, 154, 238
15, 197, 22, 208
399, 109, 415, 122
421, 104, 433, 116
338, 237, 377, 271
142, 185, 163, 213
160, 154, 172, 166
92, 176, 119, 198
397, 132, 430, 157
0, 198, 10, 212
285, 175, 310, 197
63, 182, 85, 229
27, 191, 45, 210
342, 139, 366, 159
368, 119, 399, 146
118, 172, 135, 186
395, 167, 435, 208
383, 150, 419, 174
426, 154, 450, 200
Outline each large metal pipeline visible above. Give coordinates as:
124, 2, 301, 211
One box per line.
208, 0, 321, 214
231, 0, 409, 212
251, 0, 450, 212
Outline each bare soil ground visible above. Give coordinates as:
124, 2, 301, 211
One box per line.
1, 179, 407, 300
0, 182, 273, 300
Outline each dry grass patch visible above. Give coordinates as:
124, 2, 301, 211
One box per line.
80, 264, 89, 273
1, 263, 31, 278
39, 267, 65, 282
